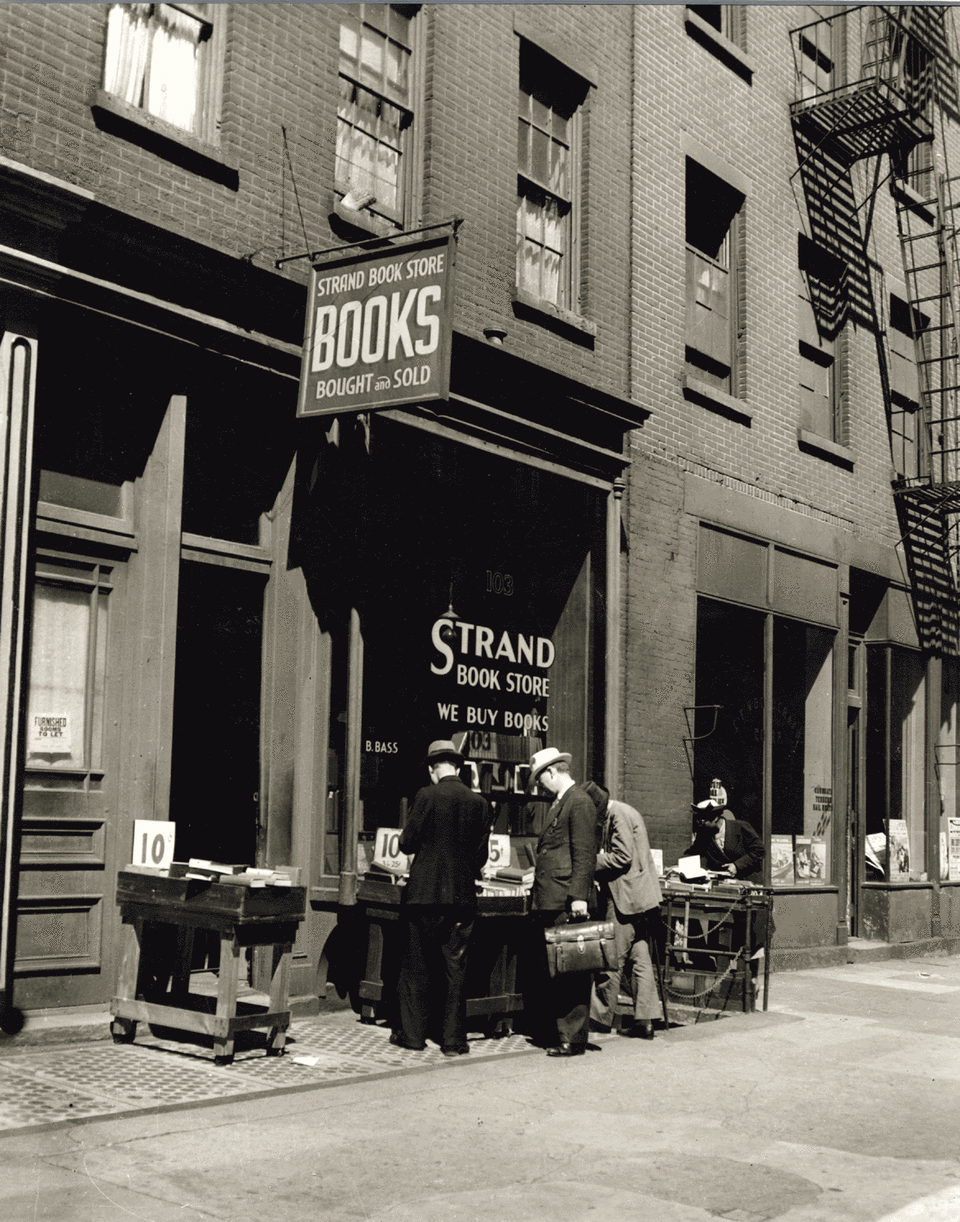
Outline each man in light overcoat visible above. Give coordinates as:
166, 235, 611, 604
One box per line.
582, 781, 663, 1040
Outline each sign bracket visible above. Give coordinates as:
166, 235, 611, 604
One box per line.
275, 217, 463, 270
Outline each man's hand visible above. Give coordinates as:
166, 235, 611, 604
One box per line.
569, 900, 589, 918
725, 863, 737, 877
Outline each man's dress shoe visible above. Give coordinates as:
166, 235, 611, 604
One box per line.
546, 1042, 586, 1057
618, 1020, 655, 1040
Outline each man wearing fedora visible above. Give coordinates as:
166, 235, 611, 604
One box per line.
526, 746, 597, 1057
391, 739, 491, 1056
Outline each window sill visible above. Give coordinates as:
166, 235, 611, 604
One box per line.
681, 375, 751, 426
512, 289, 597, 344
330, 198, 396, 240
683, 8, 754, 84
797, 429, 855, 469
90, 90, 239, 190
770, 885, 838, 894
862, 879, 932, 889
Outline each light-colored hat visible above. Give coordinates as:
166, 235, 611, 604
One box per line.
528, 747, 572, 788
691, 798, 727, 815
425, 739, 464, 766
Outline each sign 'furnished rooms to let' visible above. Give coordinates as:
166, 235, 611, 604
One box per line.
297, 232, 456, 417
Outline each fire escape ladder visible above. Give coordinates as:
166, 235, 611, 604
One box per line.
789, 6, 959, 653
891, 12, 960, 656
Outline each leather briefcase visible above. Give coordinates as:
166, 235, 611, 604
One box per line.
544, 919, 620, 977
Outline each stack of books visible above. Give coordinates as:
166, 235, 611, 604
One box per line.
123, 860, 301, 888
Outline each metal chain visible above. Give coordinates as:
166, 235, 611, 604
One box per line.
663, 946, 745, 1003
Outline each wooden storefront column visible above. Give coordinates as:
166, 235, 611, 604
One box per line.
0, 327, 37, 1029
339, 606, 363, 906
116, 394, 186, 824
605, 477, 626, 795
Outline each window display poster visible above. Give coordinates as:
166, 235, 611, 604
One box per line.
650, 849, 663, 876
888, 819, 911, 881
942, 832, 950, 882
949, 817, 960, 881
808, 838, 826, 883
771, 835, 795, 886
794, 836, 813, 883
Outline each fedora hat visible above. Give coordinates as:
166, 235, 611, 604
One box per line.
425, 739, 464, 767
528, 747, 572, 788
691, 798, 727, 816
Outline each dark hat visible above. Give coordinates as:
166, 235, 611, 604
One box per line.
425, 739, 464, 767
581, 781, 610, 815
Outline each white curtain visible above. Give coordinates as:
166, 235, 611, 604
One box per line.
103, 4, 152, 108
103, 4, 202, 134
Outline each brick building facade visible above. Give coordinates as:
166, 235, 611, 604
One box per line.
0, 4, 958, 1022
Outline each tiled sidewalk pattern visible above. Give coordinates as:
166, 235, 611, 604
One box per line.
0, 1017, 542, 1133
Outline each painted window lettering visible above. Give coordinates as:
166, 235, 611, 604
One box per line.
430, 618, 555, 675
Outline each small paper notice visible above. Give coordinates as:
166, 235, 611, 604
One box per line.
29, 713, 71, 752
292, 1055, 321, 1067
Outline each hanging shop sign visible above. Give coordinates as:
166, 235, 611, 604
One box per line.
297, 233, 457, 418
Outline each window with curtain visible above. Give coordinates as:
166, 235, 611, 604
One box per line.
516, 40, 587, 311
336, 4, 416, 225
103, 3, 214, 138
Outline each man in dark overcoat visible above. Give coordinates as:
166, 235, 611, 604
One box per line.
526, 747, 597, 1057
391, 739, 491, 1056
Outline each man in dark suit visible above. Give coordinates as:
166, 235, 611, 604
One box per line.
392, 739, 491, 1056
684, 798, 765, 881
527, 747, 597, 1057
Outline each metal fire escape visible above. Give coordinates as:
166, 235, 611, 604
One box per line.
789, 6, 960, 653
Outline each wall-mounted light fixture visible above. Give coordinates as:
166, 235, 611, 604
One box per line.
483, 326, 508, 345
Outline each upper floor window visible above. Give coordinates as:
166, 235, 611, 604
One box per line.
336, 4, 418, 228
685, 158, 744, 395
798, 235, 844, 441
102, 3, 221, 141
688, 5, 741, 45
889, 294, 927, 479
796, 7, 836, 100
516, 41, 587, 312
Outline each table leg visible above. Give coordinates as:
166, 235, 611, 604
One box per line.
265, 940, 292, 1056
111, 917, 143, 1044
171, 926, 195, 999
213, 933, 240, 1065
360, 919, 385, 1024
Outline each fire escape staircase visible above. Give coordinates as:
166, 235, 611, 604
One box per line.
789, 5, 960, 654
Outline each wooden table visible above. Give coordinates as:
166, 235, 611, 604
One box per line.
109, 872, 306, 1065
660, 882, 773, 1015
357, 878, 530, 1036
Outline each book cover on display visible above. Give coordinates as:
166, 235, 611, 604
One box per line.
888, 819, 911, 880
770, 835, 795, 886
794, 836, 813, 883
949, 818, 960, 880
808, 838, 826, 883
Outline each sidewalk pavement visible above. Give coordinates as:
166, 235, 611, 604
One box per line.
4, 951, 960, 1222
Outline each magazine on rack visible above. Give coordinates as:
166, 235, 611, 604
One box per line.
770, 835, 794, 886
888, 819, 911, 880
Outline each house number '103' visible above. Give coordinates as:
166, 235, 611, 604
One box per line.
486, 570, 514, 595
